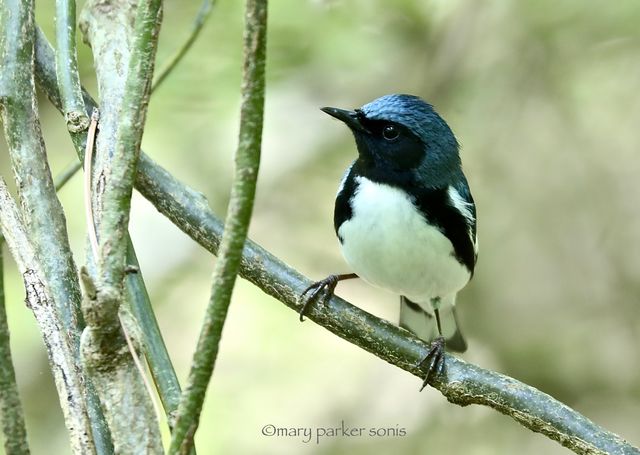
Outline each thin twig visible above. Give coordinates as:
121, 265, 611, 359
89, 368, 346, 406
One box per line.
119, 312, 163, 428
34, 18, 640, 455
54, 160, 83, 191
84, 108, 100, 258
55, 0, 89, 132
168, 0, 267, 452
125, 241, 183, 425
0, 240, 31, 455
152, 0, 215, 93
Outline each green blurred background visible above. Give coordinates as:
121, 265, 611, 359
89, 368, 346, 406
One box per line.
1, 0, 639, 453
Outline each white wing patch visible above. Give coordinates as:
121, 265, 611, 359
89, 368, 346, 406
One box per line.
447, 185, 478, 255
447, 186, 474, 223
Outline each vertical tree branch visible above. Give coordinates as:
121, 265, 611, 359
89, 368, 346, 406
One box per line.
79, 1, 136, 227
55, 5, 115, 447
0, 240, 30, 455
168, 0, 267, 452
78, 0, 164, 452
35, 26, 184, 432
55, 0, 89, 133
0, 2, 101, 453
95, 0, 162, 290
0, 0, 83, 359
0, 181, 95, 455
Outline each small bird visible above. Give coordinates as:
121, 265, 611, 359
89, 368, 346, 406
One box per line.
299, 94, 478, 389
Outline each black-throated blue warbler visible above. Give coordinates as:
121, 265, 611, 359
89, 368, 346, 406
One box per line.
299, 94, 478, 389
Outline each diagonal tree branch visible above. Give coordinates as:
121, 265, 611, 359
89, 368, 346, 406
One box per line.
168, 0, 267, 452
0, 138, 89, 455
124, 239, 182, 421
135, 162, 639, 455
0, 0, 83, 358
54, 160, 83, 191
33, 22, 640, 455
0, 181, 95, 455
128, 163, 640, 455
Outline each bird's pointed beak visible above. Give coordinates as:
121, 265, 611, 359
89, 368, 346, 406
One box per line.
321, 107, 370, 133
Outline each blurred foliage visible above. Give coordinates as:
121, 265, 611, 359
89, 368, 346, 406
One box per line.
1, 0, 639, 454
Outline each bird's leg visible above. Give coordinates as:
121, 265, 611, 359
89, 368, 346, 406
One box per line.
418, 306, 446, 391
434, 307, 443, 335
298, 273, 358, 321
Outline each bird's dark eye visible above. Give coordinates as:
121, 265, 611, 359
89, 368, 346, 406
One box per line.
382, 125, 399, 141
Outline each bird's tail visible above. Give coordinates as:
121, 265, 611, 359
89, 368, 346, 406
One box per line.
399, 296, 467, 353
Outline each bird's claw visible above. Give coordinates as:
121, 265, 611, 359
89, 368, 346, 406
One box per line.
418, 336, 446, 391
298, 275, 340, 322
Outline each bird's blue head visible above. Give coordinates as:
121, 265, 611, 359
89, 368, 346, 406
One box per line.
322, 94, 462, 188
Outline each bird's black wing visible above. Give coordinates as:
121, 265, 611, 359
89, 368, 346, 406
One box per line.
333, 163, 357, 243
414, 184, 477, 275
455, 180, 478, 245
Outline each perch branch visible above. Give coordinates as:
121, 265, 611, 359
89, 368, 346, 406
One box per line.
33, 20, 639, 455
134, 164, 639, 455
168, 0, 267, 452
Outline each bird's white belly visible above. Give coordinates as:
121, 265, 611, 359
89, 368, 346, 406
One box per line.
338, 177, 470, 304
